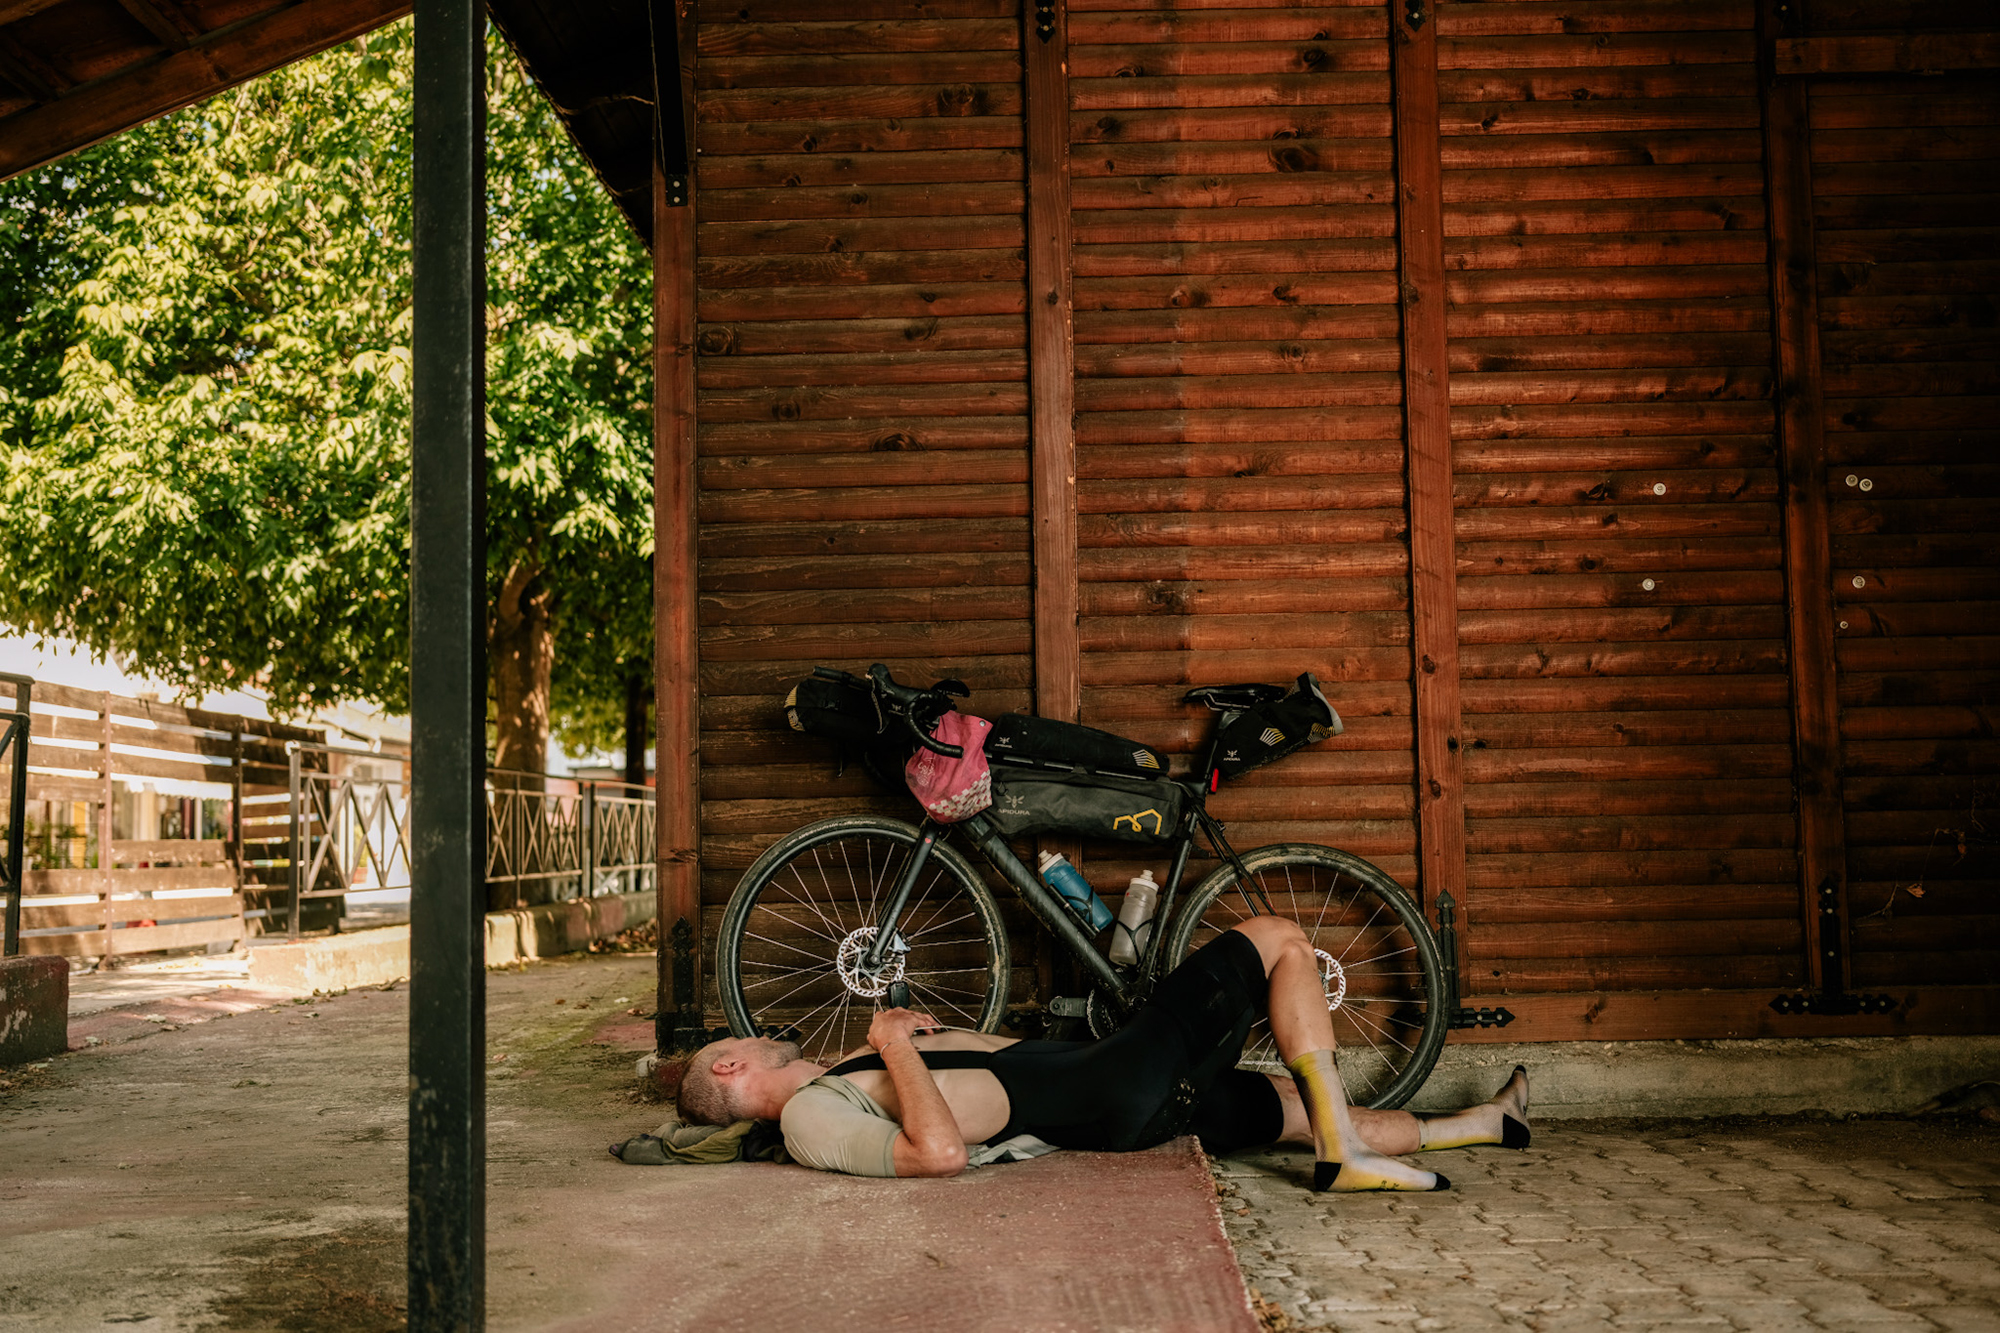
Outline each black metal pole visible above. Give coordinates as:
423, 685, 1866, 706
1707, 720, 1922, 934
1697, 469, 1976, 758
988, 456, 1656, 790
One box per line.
409, 0, 486, 1321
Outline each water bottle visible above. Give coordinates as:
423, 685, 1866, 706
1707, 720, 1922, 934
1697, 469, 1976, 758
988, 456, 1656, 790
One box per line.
1108, 870, 1159, 965
1038, 851, 1113, 933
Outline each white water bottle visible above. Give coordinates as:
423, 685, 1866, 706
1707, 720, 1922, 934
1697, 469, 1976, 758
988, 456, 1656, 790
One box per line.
1108, 870, 1159, 965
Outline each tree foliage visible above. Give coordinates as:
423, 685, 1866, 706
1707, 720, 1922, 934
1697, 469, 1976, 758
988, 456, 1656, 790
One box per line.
0, 21, 653, 744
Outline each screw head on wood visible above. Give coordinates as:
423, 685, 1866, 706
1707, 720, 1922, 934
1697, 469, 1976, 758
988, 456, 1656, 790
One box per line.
1652, 482, 1666, 495
1642, 578, 1656, 591
1852, 575, 1866, 588
1846, 474, 1858, 486
1859, 478, 1873, 491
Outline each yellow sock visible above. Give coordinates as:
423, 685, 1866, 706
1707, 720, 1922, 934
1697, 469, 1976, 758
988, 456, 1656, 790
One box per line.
1286, 1049, 1446, 1193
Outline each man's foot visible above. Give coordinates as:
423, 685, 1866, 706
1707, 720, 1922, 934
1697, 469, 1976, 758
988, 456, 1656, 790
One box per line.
1417, 1065, 1532, 1152
1288, 1048, 1450, 1193
1315, 1156, 1449, 1193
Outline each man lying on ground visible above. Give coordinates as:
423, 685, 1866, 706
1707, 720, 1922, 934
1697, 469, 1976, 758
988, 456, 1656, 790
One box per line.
675, 916, 1531, 1190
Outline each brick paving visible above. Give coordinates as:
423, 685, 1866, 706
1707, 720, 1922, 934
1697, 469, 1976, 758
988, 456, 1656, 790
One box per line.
1213, 1116, 2000, 1333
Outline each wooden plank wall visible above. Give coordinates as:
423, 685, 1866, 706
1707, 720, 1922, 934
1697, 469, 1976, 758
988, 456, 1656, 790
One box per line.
1805, 13, 2000, 989
1063, 0, 1419, 903
675, 0, 2000, 1036
1436, 0, 1803, 999
690, 0, 1038, 1010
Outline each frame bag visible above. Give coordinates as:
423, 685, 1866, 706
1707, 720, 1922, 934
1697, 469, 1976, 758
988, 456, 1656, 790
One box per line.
985, 767, 1185, 845
1212, 672, 1343, 780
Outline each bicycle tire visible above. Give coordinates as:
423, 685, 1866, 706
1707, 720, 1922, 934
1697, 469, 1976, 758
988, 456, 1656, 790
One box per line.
715, 816, 1011, 1065
1160, 844, 1449, 1110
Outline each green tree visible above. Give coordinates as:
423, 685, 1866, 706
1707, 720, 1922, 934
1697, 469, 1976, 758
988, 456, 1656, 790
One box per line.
0, 20, 654, 769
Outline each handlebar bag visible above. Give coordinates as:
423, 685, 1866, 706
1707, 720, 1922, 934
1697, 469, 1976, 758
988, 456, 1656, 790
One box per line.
986, 766, 1185, 845
904, 711, 996, 822
785, 673, 913, 789
985, 714, 1167, 778
1211, 672, 1343, 780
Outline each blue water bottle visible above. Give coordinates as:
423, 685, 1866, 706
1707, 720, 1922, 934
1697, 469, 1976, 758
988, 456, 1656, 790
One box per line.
1038, 850, 1114, 933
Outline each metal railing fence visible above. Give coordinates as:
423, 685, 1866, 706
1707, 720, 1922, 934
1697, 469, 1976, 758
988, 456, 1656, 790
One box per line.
284, 744, 654, 936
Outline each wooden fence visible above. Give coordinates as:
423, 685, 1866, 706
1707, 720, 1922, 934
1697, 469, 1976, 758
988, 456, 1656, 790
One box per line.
0, 677, 659, 958
0, 677, 323, 959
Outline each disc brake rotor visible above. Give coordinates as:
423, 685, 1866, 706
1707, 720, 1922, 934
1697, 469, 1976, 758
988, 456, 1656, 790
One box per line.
836, 926, 906, 999
1316, 948, 1349, 1012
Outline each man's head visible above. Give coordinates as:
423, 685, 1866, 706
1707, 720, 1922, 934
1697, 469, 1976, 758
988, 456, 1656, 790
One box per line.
677, 1036, 808, 1125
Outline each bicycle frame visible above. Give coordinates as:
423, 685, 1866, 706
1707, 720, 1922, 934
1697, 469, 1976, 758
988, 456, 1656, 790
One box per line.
855, 778, 1272, 1022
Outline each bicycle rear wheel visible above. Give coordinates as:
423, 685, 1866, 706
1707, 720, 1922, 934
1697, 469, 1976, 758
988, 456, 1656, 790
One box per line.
715, 816, 1011, 1065
1160, 844, 1448, 1110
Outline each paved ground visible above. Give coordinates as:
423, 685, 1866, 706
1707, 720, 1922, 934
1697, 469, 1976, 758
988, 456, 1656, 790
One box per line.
0, 951, 1251, 1332
5, 948, 1997, 1331
1217, 1115, 2000, 1333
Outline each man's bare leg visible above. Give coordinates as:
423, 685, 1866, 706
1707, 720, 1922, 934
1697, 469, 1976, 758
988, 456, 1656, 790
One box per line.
1417, 1065, 1531, 1150
1267, 1065, 1532, 1153
1233, 918, 1444, 1192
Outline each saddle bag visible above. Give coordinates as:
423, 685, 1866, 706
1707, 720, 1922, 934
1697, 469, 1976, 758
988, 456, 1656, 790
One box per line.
985, 767, 1185, 845
985, 714, 1167, 778
1211, 672, 1343, 780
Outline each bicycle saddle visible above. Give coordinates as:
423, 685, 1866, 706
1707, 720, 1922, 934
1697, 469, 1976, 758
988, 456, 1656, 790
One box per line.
1183, 683, 1287, 712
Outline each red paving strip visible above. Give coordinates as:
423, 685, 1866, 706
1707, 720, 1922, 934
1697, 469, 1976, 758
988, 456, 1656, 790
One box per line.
67, 987, 304, 1048
523, 1137, 1260, 1333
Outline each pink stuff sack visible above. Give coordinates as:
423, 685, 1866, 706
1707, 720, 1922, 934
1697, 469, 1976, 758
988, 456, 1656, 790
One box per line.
904, 711, 994, 822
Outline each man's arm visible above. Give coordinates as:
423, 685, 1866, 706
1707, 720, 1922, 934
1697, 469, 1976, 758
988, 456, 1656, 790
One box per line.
871, 1008, 969, 1178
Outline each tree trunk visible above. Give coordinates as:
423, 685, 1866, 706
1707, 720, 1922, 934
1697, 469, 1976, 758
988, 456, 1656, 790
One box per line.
623, 666, 651, 787
491, 562, 554, 789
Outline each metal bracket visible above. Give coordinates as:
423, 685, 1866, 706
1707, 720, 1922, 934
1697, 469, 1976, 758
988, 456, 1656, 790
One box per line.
1434, 890, 1514, 1030
1403, 0, 1424, 30
1770, 991, 1898, 1016
1033, 0, 1056, 42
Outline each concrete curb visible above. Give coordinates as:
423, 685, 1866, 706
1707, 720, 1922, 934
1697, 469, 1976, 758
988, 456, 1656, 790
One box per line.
1405, 1033, 2000, 1119
0, 956, 69, 1065
245, 890, 656, 992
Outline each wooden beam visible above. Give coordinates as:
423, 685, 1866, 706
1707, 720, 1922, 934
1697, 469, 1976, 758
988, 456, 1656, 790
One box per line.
0, 0, 411, 183
112, 0, 198, 52
1023, 0, 1078, 726
0, 30, 67, 102
653, 0, 701, 1048
1390, 0, 1465, 938
0, 0, 66, 29
1446, 986, 2000, 1045
1775, 32, 2000, 76
1760, 0, 1847, 995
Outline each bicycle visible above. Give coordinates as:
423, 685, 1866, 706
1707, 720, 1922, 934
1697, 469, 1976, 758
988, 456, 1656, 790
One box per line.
714, 665, 1450, 1109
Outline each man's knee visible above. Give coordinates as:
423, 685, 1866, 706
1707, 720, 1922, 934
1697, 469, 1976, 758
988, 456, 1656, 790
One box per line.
1231, 916, 1310, 974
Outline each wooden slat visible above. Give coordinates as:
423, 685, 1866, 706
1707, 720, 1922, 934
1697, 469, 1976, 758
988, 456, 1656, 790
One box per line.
1775, 33, 2000, 76
1025, 0, 1079, 728
26, 866, 236, 893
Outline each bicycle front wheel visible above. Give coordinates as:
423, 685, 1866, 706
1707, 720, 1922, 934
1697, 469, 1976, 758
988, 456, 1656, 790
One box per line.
1161, 844, 1448, 1110
715, 816, 1011, 1065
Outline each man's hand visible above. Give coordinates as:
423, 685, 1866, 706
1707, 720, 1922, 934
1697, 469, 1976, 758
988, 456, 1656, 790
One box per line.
869, 1006, 967, 1177
868, 1007, 942, 1053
